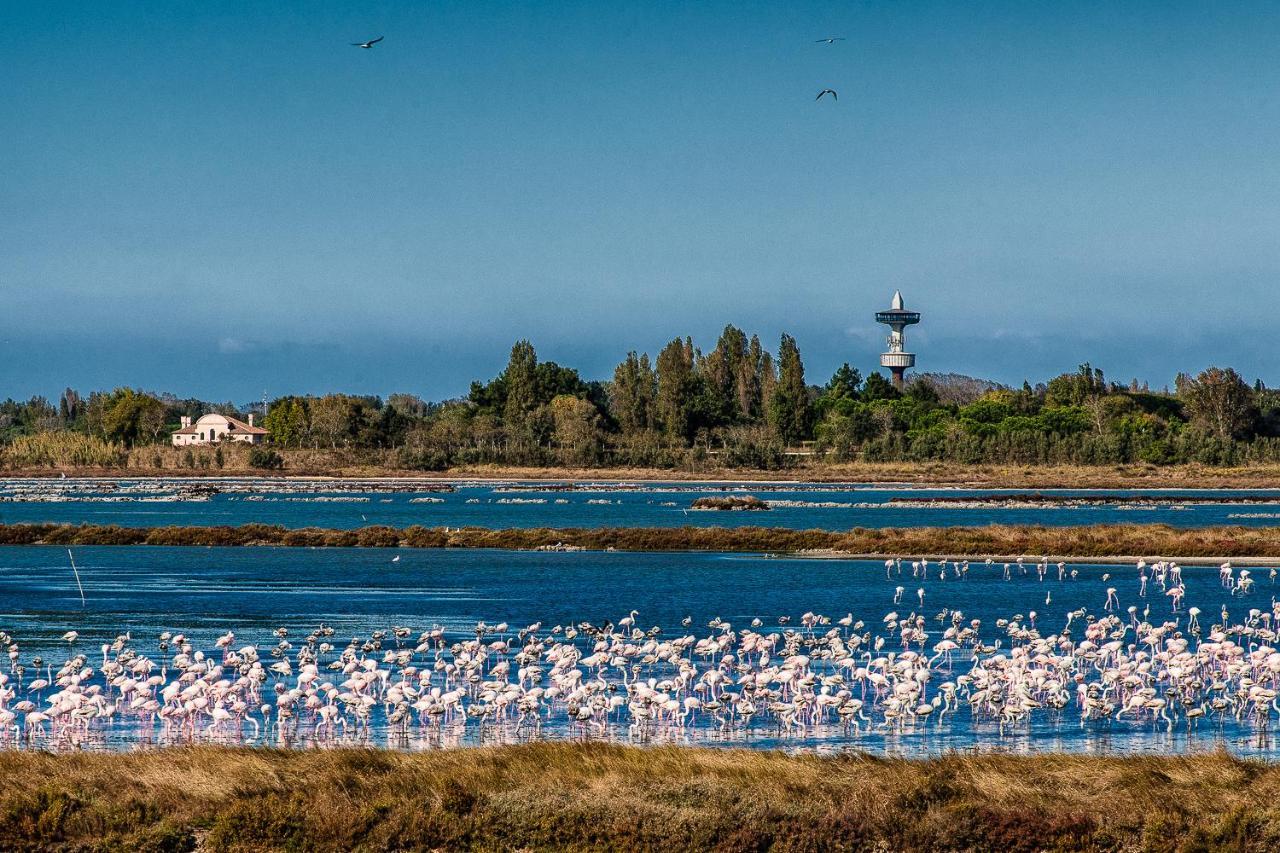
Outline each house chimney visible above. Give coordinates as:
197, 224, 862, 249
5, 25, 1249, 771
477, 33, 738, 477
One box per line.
181, 416, 191, 428
248, 413, 255, 427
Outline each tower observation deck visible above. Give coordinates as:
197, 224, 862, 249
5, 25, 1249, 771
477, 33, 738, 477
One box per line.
876, 290, 920, 389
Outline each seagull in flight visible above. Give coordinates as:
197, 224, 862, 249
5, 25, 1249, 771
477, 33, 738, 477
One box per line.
815, 37, 846, 44
816, 89, 838, 101
351, 36, 384, 49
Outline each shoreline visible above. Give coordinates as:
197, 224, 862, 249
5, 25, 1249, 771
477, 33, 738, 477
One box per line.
0, 744, 1274, 851
10, 460, 1280, 488
7, 521, 1280, 562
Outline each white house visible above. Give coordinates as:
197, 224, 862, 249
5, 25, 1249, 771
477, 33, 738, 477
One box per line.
172, 413, 269, 446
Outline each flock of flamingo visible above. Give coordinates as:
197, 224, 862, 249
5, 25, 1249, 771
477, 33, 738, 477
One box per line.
3, 555, 1280, 752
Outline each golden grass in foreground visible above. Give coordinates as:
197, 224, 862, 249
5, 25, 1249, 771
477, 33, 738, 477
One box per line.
0, 744, 1277, 852
9, 521, 1280, 560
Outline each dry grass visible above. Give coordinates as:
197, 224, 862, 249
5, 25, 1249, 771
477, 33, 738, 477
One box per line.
442, 461, 1280, 490
9, 521, 1280, 560
12, 458, 1280, 488
0, 744, 1278, 851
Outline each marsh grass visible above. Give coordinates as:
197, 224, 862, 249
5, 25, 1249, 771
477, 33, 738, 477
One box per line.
1, 744, 1278, 851
6, 521, 1280, 559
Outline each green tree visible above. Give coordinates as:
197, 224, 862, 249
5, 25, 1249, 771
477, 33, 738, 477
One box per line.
610, 351, 657, 435
1177, 367, 1257, 440
549, 394, 603, 465
101, 389, 166, 446
768, 334, 811, 444
816, 403, 882, 459
1045, 363, 1106, 408
263, 397, 309, 447
309, 394, 357, 448
502, 340, 539, 433
700, 325, 748, 423
826, 364, 862, 400
861, 371, 901, 402
387, 393, 432, 419
739, 335, 769, 420
814, 363, 862, 420
656, 337, 697, 442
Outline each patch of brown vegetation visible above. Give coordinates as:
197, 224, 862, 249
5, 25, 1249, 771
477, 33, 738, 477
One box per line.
9, 521, 1280, 560
0, 745, 1278, 851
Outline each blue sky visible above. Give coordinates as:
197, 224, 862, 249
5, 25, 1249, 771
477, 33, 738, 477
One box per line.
4, 1, 1279, 402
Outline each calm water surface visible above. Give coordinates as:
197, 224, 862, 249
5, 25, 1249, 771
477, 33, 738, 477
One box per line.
3, 478, 1280, 530
3, 545, 1279, 757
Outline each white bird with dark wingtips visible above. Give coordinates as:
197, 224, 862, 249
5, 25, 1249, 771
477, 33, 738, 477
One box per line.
351, 36, 385, 49
816, 89, 838, 101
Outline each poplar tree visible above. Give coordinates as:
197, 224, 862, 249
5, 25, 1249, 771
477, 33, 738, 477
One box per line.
656, 337, 696, 441
502, 340, 539, 433
611, 351, 657, 434
768, 334, 812, 444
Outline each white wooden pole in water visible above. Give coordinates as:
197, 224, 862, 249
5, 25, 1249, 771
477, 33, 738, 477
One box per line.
67, 548, 86, 607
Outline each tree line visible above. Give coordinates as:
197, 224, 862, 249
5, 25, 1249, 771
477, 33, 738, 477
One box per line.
4, 328, 1280, 469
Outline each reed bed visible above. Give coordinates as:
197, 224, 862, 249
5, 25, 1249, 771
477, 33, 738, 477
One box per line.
0, 744, 1276, 851
6, 521, 1280, 559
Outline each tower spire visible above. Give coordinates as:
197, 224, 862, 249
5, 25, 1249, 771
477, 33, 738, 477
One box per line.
875, 292, 921, 389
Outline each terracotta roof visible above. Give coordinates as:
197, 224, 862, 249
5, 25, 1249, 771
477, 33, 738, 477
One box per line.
224, 416, 269, 435
169, 414, 269, 436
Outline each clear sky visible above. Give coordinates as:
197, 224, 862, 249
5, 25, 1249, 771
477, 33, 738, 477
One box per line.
4, 1, 1279, 402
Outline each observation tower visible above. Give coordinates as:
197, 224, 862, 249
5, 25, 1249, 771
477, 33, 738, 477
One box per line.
876, 290, 920, 389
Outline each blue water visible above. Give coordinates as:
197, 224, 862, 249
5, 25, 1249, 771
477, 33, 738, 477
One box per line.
3, 478, 1280, 530
3, 545, 1279, 756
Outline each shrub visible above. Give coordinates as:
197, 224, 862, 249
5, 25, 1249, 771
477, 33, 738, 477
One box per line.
397, 447, 449, 471
249, 448, 285, 470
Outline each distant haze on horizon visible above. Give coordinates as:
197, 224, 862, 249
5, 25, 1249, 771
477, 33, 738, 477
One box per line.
4, 1, 1279, 403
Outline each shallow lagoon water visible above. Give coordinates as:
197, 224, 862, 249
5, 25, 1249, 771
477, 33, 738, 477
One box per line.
4, 479, 1280, 530
4, 545, 1280, 757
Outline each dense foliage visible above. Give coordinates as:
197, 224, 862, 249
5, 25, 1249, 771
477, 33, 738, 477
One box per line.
5, 331, 1280, 469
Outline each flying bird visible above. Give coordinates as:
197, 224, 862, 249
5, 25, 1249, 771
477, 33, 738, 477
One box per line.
816, 89, 838, 101
351, 36, 384, 49
815, 37, 846, 44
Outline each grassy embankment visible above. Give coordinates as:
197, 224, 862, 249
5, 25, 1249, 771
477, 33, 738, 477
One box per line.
14, 452, 1280, 488
0, 744, 1276, 852
7, 522, 1280, 560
